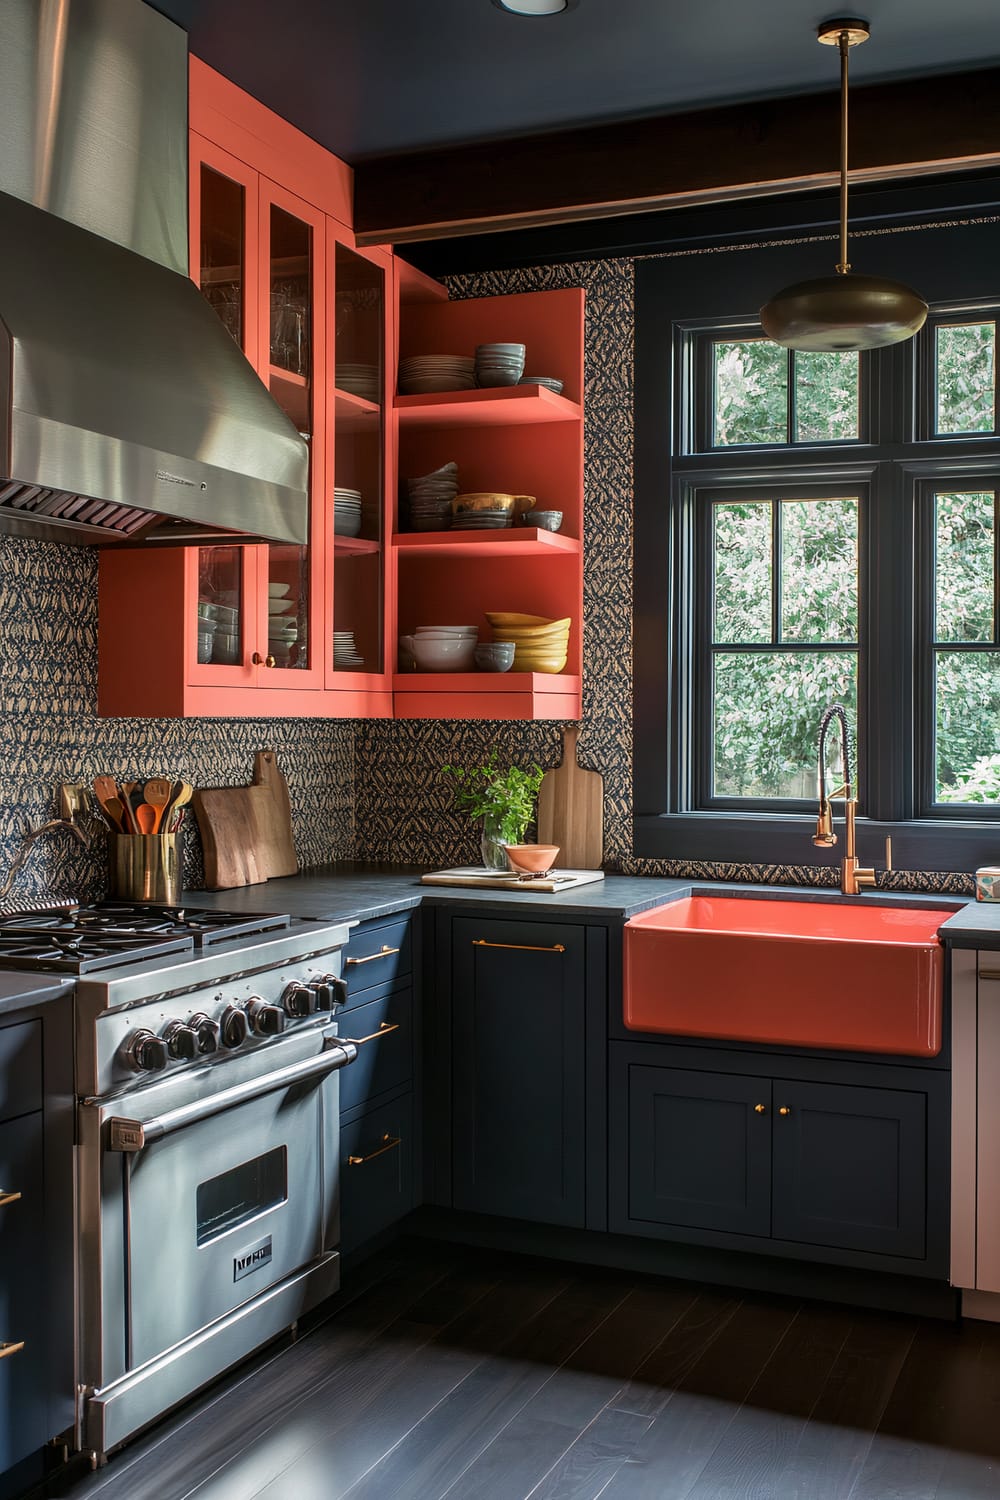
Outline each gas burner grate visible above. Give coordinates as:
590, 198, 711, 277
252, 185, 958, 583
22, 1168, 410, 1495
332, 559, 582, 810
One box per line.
0, 903, 291, 951
0, 930, 194, 974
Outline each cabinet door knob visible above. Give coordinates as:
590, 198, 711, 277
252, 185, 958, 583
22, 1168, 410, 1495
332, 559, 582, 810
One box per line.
753, 1103, 766, 1114
778, 1106, 792, 1116
251, 651, 277, 669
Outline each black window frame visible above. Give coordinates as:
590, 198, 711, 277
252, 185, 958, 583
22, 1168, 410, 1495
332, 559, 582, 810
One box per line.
634, 216, 1000, 873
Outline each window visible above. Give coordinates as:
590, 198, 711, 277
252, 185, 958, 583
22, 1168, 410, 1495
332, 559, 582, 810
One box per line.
634, 216, 1000, 869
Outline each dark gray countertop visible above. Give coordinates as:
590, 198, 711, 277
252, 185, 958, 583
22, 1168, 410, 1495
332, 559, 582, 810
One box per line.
185, 863, 993, 938
0, 971, 74, 1018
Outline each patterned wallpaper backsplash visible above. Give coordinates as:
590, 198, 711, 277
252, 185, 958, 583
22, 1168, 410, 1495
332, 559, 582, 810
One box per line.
0, 253, 977, 904
0, 535, 354, 904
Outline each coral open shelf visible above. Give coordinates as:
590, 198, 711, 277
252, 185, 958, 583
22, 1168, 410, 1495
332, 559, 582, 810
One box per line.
392, 671, 580, 721
393, 529, 579, 558
395, 386, 581, 428
334, 536, 382, 557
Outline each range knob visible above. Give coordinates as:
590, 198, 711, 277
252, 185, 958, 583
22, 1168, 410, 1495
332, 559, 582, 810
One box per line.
189, 1012, 220, 1055
282, 982, 317, 1018
220, 1005, 249, 1049
314, 974, 348, 1011
162, 1020, 198, 1061
246, 998, 285, 1036
123, 1028, 169, 1073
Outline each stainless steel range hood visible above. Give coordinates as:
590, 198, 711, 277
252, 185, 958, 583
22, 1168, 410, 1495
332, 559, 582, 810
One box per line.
0, 0, 309, 547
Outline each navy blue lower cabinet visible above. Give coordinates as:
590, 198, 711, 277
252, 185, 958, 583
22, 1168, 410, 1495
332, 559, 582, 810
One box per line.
337, 982, 412, 1118
0, 1111, 47, 1479
611, 1040, 946, 1276
340, 1095, 414, 1257
451, 916, 588, 1228
627, 1065, 772, 1237
770, 1079, 926, 1259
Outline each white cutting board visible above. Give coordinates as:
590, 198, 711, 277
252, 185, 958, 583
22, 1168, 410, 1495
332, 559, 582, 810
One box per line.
421, 867, 605, 893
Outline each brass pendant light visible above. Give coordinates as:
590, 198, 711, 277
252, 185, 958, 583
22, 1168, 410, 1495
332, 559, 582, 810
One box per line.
760, 19, 928, 351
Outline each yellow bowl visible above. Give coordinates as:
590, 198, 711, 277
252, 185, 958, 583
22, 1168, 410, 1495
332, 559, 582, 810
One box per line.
513, 652, 568, 673
485, 611, 557, 628
500, 623, 571, 640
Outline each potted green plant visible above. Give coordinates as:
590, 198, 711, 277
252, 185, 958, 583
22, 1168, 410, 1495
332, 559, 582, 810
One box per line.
441, 749, 544, 870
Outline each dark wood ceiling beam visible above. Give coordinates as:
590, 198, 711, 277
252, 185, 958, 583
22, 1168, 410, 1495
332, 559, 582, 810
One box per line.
353, 67, 1000, 245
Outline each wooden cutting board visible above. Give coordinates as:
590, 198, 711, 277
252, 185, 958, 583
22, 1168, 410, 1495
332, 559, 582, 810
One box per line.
253, 750, 298, 877
536, 725, 603, 870
421, 867, 605, 893
193, 784, 278, 890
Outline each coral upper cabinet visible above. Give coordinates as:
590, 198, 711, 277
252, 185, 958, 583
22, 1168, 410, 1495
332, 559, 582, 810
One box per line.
98, 63, 583, 722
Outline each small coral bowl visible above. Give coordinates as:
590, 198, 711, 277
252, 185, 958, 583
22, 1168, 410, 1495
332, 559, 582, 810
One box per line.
505, 844, 560, 874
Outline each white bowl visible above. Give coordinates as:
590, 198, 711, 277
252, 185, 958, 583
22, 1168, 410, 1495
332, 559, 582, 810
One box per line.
410, 636, 478, 672
268, 583, 291, 598
415, 625, 478, 636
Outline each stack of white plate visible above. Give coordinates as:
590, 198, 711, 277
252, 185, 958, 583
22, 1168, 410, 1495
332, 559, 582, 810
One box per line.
398, 355, 476, 395
333, 630, 365, 669
406, 461, 459, 531
334, 487, 363, 537
337, 362, 380, 401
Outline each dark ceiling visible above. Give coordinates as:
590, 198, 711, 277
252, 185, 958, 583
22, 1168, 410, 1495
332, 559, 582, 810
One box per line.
148, 0, 1000, 165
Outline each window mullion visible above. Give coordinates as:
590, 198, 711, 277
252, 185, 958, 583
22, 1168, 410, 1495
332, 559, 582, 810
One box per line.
772, 499, 781, 644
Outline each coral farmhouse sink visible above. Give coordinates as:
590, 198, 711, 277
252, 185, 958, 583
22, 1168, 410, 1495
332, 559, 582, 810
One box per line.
624, 897, 945, 1056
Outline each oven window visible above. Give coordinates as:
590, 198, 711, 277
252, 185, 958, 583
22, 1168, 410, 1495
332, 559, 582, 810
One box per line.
196, 1146, 288, 1246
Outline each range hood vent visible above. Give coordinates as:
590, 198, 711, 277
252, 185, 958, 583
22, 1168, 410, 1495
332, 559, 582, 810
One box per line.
0, 0, 309, 547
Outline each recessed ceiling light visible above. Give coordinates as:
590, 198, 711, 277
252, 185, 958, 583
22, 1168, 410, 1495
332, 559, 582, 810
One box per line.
491, 0, 576, 15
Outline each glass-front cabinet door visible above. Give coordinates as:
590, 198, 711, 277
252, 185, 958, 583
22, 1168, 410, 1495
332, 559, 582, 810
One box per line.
327, 235, 390, 688
257, 182, 325, 689
189, 138, 260, 684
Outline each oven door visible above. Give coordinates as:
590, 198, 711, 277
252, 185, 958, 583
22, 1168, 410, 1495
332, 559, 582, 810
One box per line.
89, 1029, 349, 1374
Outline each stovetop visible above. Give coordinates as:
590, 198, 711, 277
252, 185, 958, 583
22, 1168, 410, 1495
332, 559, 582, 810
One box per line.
0, 903, 291, 974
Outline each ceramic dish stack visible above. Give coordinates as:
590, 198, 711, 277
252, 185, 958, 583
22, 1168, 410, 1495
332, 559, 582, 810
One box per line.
406, 461, 458, 531
485, 612, 571, 673
333, 486, 363, 537
518, 375, 564, 395
475, 342, 525, 387
211, 601, 240, 665
410, 625, 478, 672
336, 362, 380, 401
333, 630, 365, 670
398, 355, 476, 395
267, 584, 298, 667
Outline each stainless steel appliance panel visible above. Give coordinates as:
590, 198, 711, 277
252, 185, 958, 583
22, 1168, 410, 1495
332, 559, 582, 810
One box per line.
125, 1081, 330, 1367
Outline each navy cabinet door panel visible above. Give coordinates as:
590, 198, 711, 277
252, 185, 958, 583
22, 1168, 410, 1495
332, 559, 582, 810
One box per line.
0, 1112, 46, 1476
340, 1095, 413, 1256
452, 918, 586, 1228
771, 1080, 927, 1259
338, 983, 412, 1118
0, 1021, 41, 1124
627, 1064, 772, 1237
342, 917, 412, 1005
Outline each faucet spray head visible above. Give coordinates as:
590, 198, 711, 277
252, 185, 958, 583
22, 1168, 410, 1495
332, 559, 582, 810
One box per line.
812, 800, 837, 846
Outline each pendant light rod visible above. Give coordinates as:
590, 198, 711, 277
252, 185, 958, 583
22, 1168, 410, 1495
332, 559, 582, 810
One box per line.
817, 20, 870, 273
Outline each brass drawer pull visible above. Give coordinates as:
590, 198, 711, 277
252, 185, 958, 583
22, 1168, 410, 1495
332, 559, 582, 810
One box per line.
472, 940, 566, 954
346, 944, 401, 967
340, 1021, 400, 1047
0, 1341, 24, 1361
0, 1190, 22, 1209
753, 1104, 766, 1114
347, 1133, 401, 1167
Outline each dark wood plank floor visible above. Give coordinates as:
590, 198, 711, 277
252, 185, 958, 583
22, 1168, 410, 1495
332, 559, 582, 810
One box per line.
41, 1241, 1000, 1500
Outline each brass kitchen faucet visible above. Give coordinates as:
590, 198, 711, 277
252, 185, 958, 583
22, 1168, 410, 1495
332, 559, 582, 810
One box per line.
813, 703, 892, 895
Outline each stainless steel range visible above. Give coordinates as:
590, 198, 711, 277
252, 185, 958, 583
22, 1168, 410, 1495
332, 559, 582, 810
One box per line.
6, 903, 358, 1464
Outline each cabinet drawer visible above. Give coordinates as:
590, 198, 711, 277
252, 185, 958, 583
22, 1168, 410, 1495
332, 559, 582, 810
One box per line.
338, 984, 413, 1118
340, 1095, 413, 1256
342, 917, 412, 1004
0, 1021, 41, 1124
0, 1112, 47, 1475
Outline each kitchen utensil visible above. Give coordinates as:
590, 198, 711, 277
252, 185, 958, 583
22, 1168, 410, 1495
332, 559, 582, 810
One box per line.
104, 796, 128, 833
166, 781, 193, 833
193, 784, 279, 888
92, 776, 124, 828
253, 750, 298, 877
143, 777, 174, 833
134, 802, 157, 835
536, 726, 603, 870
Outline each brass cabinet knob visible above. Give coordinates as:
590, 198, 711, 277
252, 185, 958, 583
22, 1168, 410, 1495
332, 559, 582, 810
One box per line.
754, 1103, 766, 1114
778, 1106, 792, 1116
252, 652, 277, 669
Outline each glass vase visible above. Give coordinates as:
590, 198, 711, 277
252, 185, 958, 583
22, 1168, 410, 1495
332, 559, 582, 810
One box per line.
480, 812, 509, 871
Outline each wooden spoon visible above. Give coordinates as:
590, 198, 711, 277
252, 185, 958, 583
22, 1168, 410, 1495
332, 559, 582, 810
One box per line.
144, 778, 174, 833
92, 775, 123, 827
164, 782, 194, 832
103, 796, 128, 834
134, 802, 157, 835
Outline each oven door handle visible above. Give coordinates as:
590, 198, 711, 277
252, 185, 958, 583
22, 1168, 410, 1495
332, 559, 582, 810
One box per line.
106, 1037, 358, 1153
